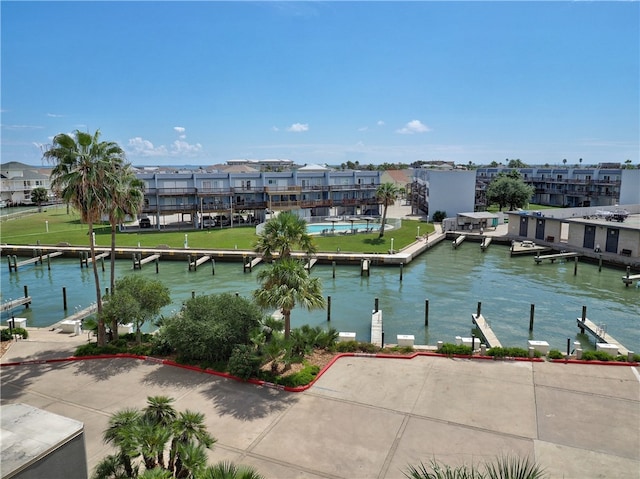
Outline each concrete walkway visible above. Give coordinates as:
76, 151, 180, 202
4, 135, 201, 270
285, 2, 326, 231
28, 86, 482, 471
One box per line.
1, 330, 639, 478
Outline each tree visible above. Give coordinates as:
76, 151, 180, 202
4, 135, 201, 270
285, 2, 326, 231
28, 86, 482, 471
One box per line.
30, 187, 48, 212
107, 165, 145, 298
376, 182, 399, 238
160, 293, 263, 364
254, 258, 325, 340
562, 158, 567, 166
44, 129, 126, 346
507, 159, 528, 168
253, 211, 316, 260
485, 175, 534, 211
100, 275, 170, 343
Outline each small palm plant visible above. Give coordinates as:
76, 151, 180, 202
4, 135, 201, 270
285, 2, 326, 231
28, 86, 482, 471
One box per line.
404, 456, 546, 479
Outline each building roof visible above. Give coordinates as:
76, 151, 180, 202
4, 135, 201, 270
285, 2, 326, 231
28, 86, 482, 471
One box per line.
298, 163, 329, 171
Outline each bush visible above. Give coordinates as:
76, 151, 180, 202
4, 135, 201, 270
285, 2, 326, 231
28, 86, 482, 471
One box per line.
74, 342, 124, 357
276, 364, 320, 388
1, 327, 28, 340
332, 341, 379, 353
547, 349, 564, 360
581, 350, 615, 361
488, 346, 537, 358
228, 345, 261, 380
437, 343, 472, 356
432, 210, 447, 222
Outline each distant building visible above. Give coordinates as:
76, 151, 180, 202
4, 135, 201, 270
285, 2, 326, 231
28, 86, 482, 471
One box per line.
0, 161, 53, 206
411, 169, 476, 219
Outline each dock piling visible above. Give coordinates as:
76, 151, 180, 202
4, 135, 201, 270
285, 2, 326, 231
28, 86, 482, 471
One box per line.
332, 261, 336, 278
424, 299, 429, 327
374, 297, 379, 313
327, 295, 331, 322
573, 256, 578, 276
399, 262, 403, 281
63, 287, 67, 311
529, 304, 535, 331
476, 301, 482, 317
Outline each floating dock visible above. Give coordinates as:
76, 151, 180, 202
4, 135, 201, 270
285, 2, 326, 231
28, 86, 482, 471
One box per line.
534, 251, 580, 264
54, 303, 98, 327
1, 296, 32, 313
622, 271, 640, 287
304, 258, 317, 271
133, 253, 161, 270
189, 255, 210, 271
86, 252, 109, 265
452, 235, 466, 249
7, 251, 63, 272
510, 241, 551, 256
576, 317, 630, 356
243, 256, 262, 272
480, 237, 492, 251
471, 313, 502, 348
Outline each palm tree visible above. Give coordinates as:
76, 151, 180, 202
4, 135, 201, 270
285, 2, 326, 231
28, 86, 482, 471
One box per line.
107, 164, 145, 303
44, 129, 126, 346
169, 410, 216, 475
30, 186, 49, 212
143, 396, 177, 468
102, 408, 141, 478
202, 461, 265, 479
254, 258, 325, 340
376, 182, 399, 238
253, 211, 316, 260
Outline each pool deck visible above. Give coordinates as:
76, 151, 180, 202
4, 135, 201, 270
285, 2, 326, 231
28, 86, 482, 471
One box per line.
1, 330, 639, 478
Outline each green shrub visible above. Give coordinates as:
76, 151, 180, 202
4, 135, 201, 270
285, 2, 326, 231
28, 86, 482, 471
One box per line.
547, 349, 564, 360
437, 343, 472, 356
150, 333, 174, 356
488, 347, 537, 358
276, 364, 320, 388
74, 342, 124, 357
332, 341, 379, 353
581, 350, 614, 361
228, 345, 261, 380
432, 210, 447, 222
1, 327, 28, 340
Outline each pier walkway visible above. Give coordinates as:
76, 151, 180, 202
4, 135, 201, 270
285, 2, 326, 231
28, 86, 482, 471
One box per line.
534, 251, 580, 264
1, 297, 32, 314
471, 313, 502, 348
577, 317, 631, 356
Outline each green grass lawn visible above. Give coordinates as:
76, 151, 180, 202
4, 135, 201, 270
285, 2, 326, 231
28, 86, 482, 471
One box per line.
1, 207, 434, 254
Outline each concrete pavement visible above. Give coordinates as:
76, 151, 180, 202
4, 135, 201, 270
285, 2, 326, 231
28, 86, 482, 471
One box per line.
1, 329, 639, 478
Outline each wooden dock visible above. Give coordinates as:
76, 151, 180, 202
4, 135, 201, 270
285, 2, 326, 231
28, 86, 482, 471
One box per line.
622, 272, 640, 287
86, 252, 109, 265
452, 235, 466, 249
133, 253, 161, 270
371, 310, 383, 347
54, 303, 99, 327
480, 237, 492, 251
510, 241, 551, 256
243, 256, 262, 273
189, 255, 210, 271
576, 317, 630, 356
471, 313, 502, 348
8, 251, 63, 272
1, 296, 32, 313
304, 258, 317, 271
534, 251, 580, 264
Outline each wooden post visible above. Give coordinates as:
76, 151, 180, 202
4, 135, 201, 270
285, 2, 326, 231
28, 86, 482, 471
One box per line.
625, 266, 630, 287
332, 261, 336, 279
573, 256, 578, 276
425, 299, 429, 327
101, 256, 105, 272
155, 258, 159, 274
529, 304, 535, 331
598, 254, 602, 272
476, 301, 482, 317
581, 305, 587, 322
188, 254, 192, 271
374, 297, 379, 313
211, 259, 215, 275
471, 335, 475, 352
7, 255, 13, 272
63, 286, 68, 311
327, 295, 331, 322
566, 338, 571, 357
191, 291, 195, 299
47, 253, 51, 270
23, 285, 29, 308
399, 262, 403, 281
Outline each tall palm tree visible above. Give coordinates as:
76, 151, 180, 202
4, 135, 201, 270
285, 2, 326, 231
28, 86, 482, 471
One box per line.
102, 408, 141, 478
376, 182, 399, 238
253, 258, 325, 339
107, 164, 145, 300
44, 129, 126, 346
143, 396, 177, 468
169, 410, 216, 474
253, 211, 316, 260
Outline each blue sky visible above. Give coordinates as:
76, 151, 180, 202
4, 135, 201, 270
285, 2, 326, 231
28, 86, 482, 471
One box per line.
2, 1, 638, 167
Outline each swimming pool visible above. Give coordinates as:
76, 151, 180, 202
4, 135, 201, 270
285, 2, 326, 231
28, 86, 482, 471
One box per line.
306, 223, 372, 234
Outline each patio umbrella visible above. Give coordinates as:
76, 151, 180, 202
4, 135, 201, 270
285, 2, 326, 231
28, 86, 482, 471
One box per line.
361, 216, 375, 231
345, 216, 360, 233
325, 216, 341, 233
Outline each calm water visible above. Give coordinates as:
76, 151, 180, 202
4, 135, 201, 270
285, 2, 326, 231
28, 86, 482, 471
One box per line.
2, 243, 638, 352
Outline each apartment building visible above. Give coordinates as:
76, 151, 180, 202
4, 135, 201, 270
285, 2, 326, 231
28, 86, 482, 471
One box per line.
1, 161, 53, 206
137, 167, 381, 228
410, 169, 476, 219
475, 166, 630, 209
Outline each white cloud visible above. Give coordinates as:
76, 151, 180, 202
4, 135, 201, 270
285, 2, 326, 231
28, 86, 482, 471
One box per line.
174, 126, 185, 133
358, 126, 368, 132
272, 126, 280, 132
396, 119, 431, 134
377, 120, 385, 126
172, 139, 202, 154
128, 137, 169, 157
46, 113, 64, 118
287, 123, 309, 133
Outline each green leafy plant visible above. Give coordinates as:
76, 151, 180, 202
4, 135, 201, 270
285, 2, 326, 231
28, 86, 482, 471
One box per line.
1, 327, 29, 340
228, 345, 262, 380
547, 349, 564, 360
487, 347, 537, 358
580, 350, 614, 361
437, 343, 472, 356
